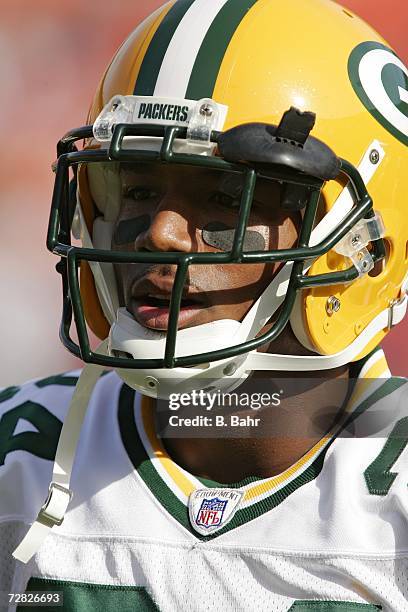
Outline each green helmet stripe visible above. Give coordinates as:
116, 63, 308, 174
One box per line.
185, 0, 259, 100
134, 0, 260, 100
134, 0, 197, 96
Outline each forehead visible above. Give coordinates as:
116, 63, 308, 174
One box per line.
120, 162, 282, 198
120, 162, 232, 181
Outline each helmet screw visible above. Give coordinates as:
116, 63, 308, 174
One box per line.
326, 296, 341, 316
223, 363, 237, 376
369, 149, 380, 164
145, 376, 158, 389
200, 103, 213, 117
351, 234, 361, 247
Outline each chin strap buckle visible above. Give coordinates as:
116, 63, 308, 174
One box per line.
37, 482, 73, 528
387, 272, 408, 330
12, 482, 73, 563
388, 294, 408, 331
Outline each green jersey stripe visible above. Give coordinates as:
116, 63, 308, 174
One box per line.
35, 375, 79, 388
188, 378, 407, 538
23, 577, 159, 612
118, 384, 190, 529
118, 376, 405, 539
0, 386, 19, 403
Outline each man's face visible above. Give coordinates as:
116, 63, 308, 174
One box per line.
111, 162, 299, 331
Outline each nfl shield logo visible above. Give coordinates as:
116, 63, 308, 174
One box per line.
189, 488, 244, 536
196, 497, 227, 529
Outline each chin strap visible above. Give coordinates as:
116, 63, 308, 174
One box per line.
245, 293, 408, 371
12, 341, 109, 564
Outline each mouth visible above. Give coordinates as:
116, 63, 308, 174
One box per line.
130, 293, 203, 330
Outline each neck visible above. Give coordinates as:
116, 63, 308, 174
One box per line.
162, 365, 350, 483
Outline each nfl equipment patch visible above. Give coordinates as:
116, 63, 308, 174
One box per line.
188, 488, 244, 536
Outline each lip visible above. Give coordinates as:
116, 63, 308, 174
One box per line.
130, 299, 202, 330
129, 277, 205, 330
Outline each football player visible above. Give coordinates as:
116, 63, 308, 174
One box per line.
2, 0, 408, 610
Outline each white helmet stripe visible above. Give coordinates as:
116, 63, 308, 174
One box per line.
154, 0, 230, 97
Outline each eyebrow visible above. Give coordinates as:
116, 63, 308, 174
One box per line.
120, 163, 281, 202
120, 162, 237, 181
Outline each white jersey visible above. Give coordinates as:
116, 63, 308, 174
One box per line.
1, 349, 408, 611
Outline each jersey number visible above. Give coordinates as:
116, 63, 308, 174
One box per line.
364, 417, 408, 495
0, 401, 62, 465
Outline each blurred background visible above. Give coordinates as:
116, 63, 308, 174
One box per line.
0, 0, 407, 386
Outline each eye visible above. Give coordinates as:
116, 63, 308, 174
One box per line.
209, 191, 241, 209
124, 186, 158, 201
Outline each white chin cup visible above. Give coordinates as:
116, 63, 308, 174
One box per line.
109, 308, 253, 398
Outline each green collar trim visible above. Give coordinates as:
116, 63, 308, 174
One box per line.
118, 375, 404, 540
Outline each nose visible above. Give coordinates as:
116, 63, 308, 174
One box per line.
134, 197, 198, 253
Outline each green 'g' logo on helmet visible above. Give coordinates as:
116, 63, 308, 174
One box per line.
348, 41, 408, 146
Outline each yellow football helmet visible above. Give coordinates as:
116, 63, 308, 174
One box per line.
48, 0, 408, 395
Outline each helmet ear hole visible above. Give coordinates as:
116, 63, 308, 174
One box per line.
368, 239, 391, 278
